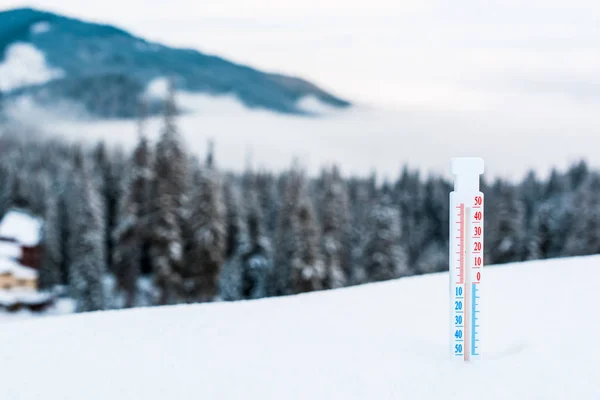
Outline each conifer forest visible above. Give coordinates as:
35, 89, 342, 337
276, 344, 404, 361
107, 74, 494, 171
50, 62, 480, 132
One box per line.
0, 92, 595, 312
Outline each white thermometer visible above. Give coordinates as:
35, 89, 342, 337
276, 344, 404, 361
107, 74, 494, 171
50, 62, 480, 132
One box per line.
450, 157, 484, 361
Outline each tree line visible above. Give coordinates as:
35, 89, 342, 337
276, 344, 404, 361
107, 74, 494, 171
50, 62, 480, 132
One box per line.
0, 90, 597, 312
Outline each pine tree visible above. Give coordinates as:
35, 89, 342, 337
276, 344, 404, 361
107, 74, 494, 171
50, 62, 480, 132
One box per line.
347, 177, 375, 285
363, 194, 408, 282
0, 163, 12, 219
92, 143, 110, 270
415, 177, 450, 274
564, 174, 600, 256
186, 159, 227, 302
219, 177, 247, 301
274, 169, 324, 295
68, 153, 106, 312
149, 83, 188, 305
520, 170, 543, 231
112, 135, 152, 308
241, 176, 272, 299
319, 166, 350, 289
39, 190, 62, 291
485, 181, 527, 264
395, 167, 428, 267
254, 171, 280, 237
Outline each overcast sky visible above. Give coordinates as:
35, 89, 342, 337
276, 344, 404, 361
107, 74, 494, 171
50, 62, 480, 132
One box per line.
2, 0, 599, 110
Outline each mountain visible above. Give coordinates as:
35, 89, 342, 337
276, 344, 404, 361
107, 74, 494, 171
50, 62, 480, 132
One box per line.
2, 255, 600, 399
0, 8, 351, 118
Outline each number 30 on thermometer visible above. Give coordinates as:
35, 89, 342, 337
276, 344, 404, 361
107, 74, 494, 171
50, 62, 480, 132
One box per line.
449, 158, 484, 362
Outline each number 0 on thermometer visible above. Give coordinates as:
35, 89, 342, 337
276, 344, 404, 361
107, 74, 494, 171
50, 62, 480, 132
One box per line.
450, 158, 484, 361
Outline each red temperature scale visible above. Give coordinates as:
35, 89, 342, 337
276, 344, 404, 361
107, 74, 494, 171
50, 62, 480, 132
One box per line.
449, 158, 484, 361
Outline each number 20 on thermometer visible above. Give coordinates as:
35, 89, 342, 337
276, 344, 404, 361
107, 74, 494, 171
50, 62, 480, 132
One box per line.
450, 158, 484, 362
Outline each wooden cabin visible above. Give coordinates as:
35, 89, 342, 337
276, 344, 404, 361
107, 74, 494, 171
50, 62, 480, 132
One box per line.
0, 209, 43, 270
0, 209, 44, 310
0, 258, 38, 290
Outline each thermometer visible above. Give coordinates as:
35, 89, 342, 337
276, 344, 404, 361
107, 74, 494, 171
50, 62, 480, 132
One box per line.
450, 157, 484, 361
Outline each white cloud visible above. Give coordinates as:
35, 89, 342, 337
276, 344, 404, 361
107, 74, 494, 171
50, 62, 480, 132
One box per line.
14, 91, 599, 183
296, 95, 345, 115
0, 43, 63, 92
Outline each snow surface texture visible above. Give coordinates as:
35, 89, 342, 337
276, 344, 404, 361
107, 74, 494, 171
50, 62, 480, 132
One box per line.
0, 209, 43, 246
1, 256, 599, 399
0, 43, 63, 92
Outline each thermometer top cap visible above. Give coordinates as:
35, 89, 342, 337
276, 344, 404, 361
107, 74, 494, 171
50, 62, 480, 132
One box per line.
450, 157, 484, 192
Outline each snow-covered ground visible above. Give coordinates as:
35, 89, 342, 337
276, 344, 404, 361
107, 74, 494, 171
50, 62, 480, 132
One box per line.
1, 255, 599, 399
0, 297, 74, 323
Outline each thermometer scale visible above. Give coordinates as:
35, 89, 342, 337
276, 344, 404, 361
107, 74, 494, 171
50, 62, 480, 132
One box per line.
450, 158, 484, 361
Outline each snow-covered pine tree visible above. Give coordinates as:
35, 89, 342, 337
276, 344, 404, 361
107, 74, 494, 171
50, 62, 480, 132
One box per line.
485, 180, 527, 265
241, 175, 272, 299
39, 190, 62, 291
415, 177, 450, 274
319, 166, 350, 289
57, 164, 75, 285
274, 168, 324, 295
0, 163, 12, 219
564, 173, 600, 256
149, 82, 188, 305
68, 151, 106, 312
219, 176, 248, 301
112, 134, 152, 308
185, 157, 227, 303
526, 169, 574, 260
363, 192, 408, 282
345, 178, 368, 285
544, 168, 569, 200
92, 143, 110, 270
394, 166, 427, 267
567, 160, 589, 191
254, 171, 280, 237
520, 170, 543, 231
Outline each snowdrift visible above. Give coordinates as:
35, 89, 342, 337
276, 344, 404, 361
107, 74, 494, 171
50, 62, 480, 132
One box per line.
1, 256, 599, 399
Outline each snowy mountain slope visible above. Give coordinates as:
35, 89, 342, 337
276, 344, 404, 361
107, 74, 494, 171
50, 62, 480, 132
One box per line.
0, 7, 350, 117
1, 255, 599, 399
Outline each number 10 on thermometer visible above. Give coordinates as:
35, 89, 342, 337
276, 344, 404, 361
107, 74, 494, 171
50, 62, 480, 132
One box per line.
450, 158, 484, 361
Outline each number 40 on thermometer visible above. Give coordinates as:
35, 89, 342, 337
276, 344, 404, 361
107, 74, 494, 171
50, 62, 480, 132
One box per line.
449, 158, 484, 362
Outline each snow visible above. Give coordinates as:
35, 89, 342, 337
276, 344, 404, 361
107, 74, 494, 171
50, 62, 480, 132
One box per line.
0, 209, 43, 246
1, 255, 599, 399
0, 241, 21, 259
0, 258, 37, 279
0, 43, 64, 92
0, 289, 51, 307
144, 77, 170, 100
0, 297, 75, 323
30, 21, 52, 34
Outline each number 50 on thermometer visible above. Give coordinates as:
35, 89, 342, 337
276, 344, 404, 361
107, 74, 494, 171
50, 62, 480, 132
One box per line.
449, 158, 484, 362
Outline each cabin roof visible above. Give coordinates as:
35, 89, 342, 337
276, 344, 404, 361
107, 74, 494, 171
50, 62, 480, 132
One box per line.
0, 258, 37, 280
0, 241, 21, 259
0, 209, 43, 247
